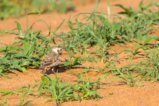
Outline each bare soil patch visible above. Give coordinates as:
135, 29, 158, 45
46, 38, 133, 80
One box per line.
0, 0, 159, 106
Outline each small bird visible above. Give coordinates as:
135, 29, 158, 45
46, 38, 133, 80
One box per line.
40, 47, 63, 74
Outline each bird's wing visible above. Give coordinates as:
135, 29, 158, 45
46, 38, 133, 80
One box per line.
41, 56, 53, 66
47, 60, 62, 68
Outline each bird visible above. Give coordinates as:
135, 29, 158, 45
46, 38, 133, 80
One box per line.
40, 47, 63, 74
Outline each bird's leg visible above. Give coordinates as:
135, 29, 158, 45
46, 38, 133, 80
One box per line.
51, 68, 55, 74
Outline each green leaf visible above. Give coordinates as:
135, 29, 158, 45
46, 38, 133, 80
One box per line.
0, 89, 14, 96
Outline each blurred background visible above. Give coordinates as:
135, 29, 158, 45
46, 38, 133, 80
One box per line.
0, 0, 104, 20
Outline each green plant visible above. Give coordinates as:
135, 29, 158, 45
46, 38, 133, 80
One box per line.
110, 46, 159, 85
0, 86, 34, 106
63, 57, 82, 68
0, 89, 15, 96
111, 65, 136, 87
0, 22, 51, 74
54, 12, 120, 58
116, 1, 159, 17
0, 0, 19, 20
53, 1, 159, 60
38, 74, 106, 104
63, 56, 96, 69
16, 86, 33, 106
116, 14, 154, 41
38, 75, 74, 105
74, 73, 106, 100
138, 48, 159, 81
115, 1, 159, 41
0, 73, 106, 105
125, 48, 141, 56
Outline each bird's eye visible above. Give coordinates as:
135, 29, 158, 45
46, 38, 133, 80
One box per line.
58, 49, 62, 54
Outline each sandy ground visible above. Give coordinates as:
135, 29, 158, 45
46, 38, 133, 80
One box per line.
1, 0, 159, 106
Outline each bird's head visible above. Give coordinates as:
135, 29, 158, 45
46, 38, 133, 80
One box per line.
51, 47, 63, 55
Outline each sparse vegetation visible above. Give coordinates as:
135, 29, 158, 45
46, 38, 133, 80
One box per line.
138, 48, 159, 81
0, 22, 51, 74
0, 0, 159, 105
38, 74, 104, 104
0, 74, 106, 105
53, 1, 159, 60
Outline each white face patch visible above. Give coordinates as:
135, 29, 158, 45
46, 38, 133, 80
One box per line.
52, 48, 62, 55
